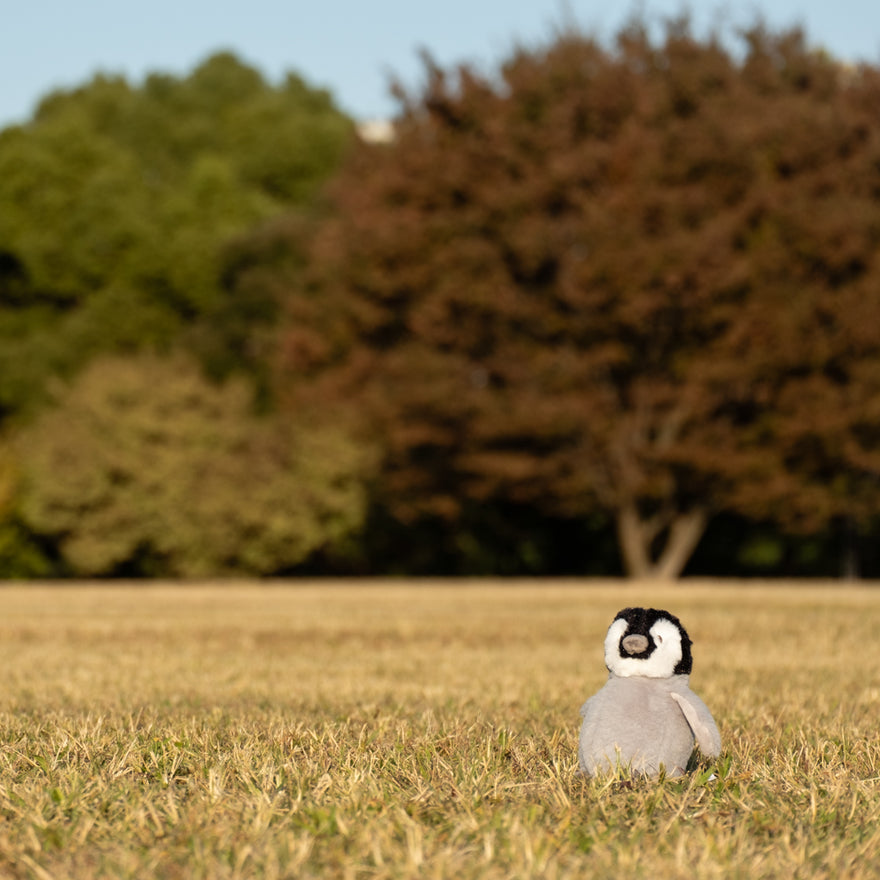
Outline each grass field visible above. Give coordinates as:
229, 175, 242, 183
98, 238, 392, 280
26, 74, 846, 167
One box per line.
0, 579, 879, 878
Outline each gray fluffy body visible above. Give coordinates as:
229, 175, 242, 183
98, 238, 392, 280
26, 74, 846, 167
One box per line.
578, 607, 721, 777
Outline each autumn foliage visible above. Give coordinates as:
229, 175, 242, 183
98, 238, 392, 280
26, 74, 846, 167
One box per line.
279, 21, 880, 578
4, 21, 880, 578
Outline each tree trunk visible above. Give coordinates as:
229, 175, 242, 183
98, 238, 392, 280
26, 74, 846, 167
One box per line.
616, 503, 709, 581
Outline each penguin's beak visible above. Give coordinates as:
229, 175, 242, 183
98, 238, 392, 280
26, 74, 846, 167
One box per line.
622, 634, 649, 656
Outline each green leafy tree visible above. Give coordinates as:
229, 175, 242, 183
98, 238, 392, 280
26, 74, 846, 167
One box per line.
16, 355, 374, 577
0, 52, 353, 422
280, 21, 880, 578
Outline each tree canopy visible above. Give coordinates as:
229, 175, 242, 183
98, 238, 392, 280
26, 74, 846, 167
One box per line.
274, 20, 880, 578
4, 22, 880, 579
0, 52, 353, 422
16, 354, 374, 577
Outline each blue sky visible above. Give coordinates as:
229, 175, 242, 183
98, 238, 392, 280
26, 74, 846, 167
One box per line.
2, 1, 879, 127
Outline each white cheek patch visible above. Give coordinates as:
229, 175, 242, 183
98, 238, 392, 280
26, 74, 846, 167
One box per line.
605, 617, 683, 678
604, 618, 629, 671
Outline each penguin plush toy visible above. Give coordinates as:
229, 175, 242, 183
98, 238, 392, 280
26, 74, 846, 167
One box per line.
578, 607, 721, 777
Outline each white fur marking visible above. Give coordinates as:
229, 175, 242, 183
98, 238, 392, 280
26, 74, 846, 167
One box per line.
605, 617, 683, 678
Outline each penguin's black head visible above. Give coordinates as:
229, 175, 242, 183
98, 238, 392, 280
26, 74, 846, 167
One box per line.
604, 607, 693, 678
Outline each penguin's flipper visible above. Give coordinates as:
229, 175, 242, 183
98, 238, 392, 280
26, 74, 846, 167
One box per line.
670, 692, 722, 757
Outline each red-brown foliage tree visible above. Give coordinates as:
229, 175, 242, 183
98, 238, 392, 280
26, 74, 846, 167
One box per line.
279, 20, 880, 579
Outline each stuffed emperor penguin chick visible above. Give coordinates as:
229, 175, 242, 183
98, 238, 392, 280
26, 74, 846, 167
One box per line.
578, 607, 721, 777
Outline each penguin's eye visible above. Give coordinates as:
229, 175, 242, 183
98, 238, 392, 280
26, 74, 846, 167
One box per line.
656, 634, 663, 644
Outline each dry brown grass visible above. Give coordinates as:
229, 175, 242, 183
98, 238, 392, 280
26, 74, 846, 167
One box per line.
0, 579, 879, 878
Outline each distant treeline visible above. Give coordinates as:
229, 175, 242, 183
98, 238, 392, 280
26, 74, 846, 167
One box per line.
3, 18, 880, 580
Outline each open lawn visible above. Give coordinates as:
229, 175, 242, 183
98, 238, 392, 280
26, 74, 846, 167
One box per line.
0, 579, 878, 878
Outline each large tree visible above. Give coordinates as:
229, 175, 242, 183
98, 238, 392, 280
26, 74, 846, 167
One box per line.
0, 52, 353, 422
280, 21, 880, 578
